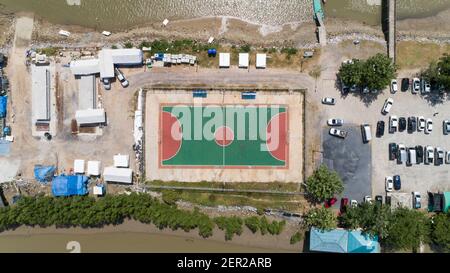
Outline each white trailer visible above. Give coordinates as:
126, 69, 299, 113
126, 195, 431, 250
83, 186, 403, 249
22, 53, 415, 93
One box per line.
103, 167, 133, 184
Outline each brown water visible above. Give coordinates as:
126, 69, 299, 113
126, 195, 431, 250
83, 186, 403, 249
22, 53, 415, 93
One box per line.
0, 232, 290, 253
0, 0, 448, 30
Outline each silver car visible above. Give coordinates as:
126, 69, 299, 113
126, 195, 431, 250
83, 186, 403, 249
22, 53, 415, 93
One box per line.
327, 119, 344, 126
322, 97, 336, 105
425, 146, 434, 165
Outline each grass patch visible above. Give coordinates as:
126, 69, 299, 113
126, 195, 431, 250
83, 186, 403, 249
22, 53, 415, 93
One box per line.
147, 180, 300, 192
38, 47, 58, 56
397, 41, 450, 69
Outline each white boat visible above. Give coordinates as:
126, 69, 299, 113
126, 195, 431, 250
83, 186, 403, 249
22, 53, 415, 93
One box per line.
162, 19, 169, 26
208, 36, 214, 44
102, 31, 112, 36
58, 30, 71, 37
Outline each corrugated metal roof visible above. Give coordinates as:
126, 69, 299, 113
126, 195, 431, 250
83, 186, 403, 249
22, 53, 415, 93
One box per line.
78, 75, 96, 110
31, 65, 50, 122
70, 59, 100, 75
75, 108, 105, 125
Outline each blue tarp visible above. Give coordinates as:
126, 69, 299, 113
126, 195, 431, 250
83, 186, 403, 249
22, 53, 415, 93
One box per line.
34, 165, 56, 183
0, 96, 7, 118
51, 175, 89, 197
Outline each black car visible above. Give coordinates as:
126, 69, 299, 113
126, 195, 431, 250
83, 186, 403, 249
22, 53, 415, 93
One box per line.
375, 195, 383, 206
407, 116, 416, 133
376, 121, 385, 137
389, 143, 397, 160
393, 175, 401, 190
416, 145, 424, 163
401, 78, 410, 92
385, 196, 391, 206
399, 117, 406, 132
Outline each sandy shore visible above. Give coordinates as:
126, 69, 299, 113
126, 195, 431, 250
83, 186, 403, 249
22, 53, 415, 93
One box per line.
0, 219, 302, 253
0, 7, 442, 51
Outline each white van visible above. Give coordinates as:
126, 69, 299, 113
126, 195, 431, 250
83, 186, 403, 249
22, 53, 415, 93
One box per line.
407, 148, 417, 166
361, 124, 372, 143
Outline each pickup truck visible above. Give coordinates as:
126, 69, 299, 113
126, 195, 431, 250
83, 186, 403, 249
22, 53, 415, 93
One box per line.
329, 128, 348, 138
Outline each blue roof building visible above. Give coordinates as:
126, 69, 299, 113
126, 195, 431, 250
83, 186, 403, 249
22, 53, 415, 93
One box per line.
309, 227, 380, 253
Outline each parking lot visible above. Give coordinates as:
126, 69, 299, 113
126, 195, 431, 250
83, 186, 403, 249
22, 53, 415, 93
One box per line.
310, 45, 450, 207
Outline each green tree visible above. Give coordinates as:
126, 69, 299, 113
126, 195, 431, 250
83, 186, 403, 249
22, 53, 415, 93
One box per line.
290, 231, 304, 245
436, 53, 450, 91
339, 202, 391, 240
338, 59, 364, 87
304, 207, 337, 231
430, 213, 450, 252
305, 165, 344, 202
124, 41, 134, 48
383, 208, 430, 252
362, 53, 397, 91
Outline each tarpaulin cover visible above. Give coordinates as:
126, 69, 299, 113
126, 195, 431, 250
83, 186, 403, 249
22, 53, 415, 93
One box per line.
0, 96, 6, 118
34, 165, 56, 183
52, 175, 89, 197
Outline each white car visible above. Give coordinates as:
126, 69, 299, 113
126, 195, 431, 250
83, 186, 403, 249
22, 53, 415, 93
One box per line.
391, 79, 398, 93
425, 146, 434, 165
417, 116, 426, 131
327, 119, 344, 126
363, 196, 373, 204
350, 200, 358, 208
385, 176, 394, 192
421, 79, 431, 93
413, 192, 421, 209
329, 128, 348, 138
389, 115, 398, 133
446, 151, 450, 164
322, 97, 336, 105
362, 86, 370, 94
382, 98, 394, 114
412, 78, 420, 94
425, 118, 433, 134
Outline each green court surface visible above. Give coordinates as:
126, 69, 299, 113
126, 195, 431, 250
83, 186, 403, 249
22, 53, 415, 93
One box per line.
160, 105, 288, 168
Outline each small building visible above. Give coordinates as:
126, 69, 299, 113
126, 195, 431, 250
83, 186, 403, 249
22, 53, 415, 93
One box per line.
309, 227, 380, 253
219, 53, 230, 68
87, 161, 101, 176
238, 53, 249, 68
31, 65, 51, 125
256, 53, 266, 69
75, 108, 106, 126
114, 154, 130, 168
70, 59, 100, 75
103, 167, 133, 184
73, 159, 85, 174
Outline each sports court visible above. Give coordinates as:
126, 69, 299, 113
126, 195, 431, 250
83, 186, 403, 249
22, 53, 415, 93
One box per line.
160, 105, 288, 168
146, 89, 304, 183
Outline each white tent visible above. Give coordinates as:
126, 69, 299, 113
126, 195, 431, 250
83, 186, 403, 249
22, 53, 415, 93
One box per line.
219, 53, 230, 68
103, 167, 132, 184
87, 161, 101, 176
75, 108, 106, 125
256, 53, 267, 69
239, 53, 249, 68
70, 59, 100, 75
114, 154, 130, 168
74, 159, 85, 174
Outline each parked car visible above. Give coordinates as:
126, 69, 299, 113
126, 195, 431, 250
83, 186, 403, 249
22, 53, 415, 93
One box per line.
425, 146, 434, 165
416, 145, 424, 164
412, 77, 420, 94
340, 78, 350, 95
435, 147, 444, 165
361, 123, 372, 143
399, 117, 406, 132
329, 128, 348, 138
407, 147, 417, 166
391, 79, 398, 93
446, 151, 450, 164
443, 120, 450, 135
401, 78, 409, 92
363, 196, 373, 204
393, 175, 401, 190
340, 198, 349, 214
327, 118, 344, 126
350, 200, 358, 208
385, 176, 394, 192
376, 121, 385, 137
101, 78, 111, 90
397, 144, 407, 164
325, 197, 337, 208
407, 116, 416, 133
389, 143, 397, 160
413, 192, 421, 209
375, 195, 383, 206
425, 118, 433, 134
417, 116, 426, 132
115, 68, 129, 87
322, 97, 336, 105
421, 79, 431, 94
382, 98, 394, 114
350, 85, 357, 92
361, 86, 370, 94
389, 115, 398, 133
